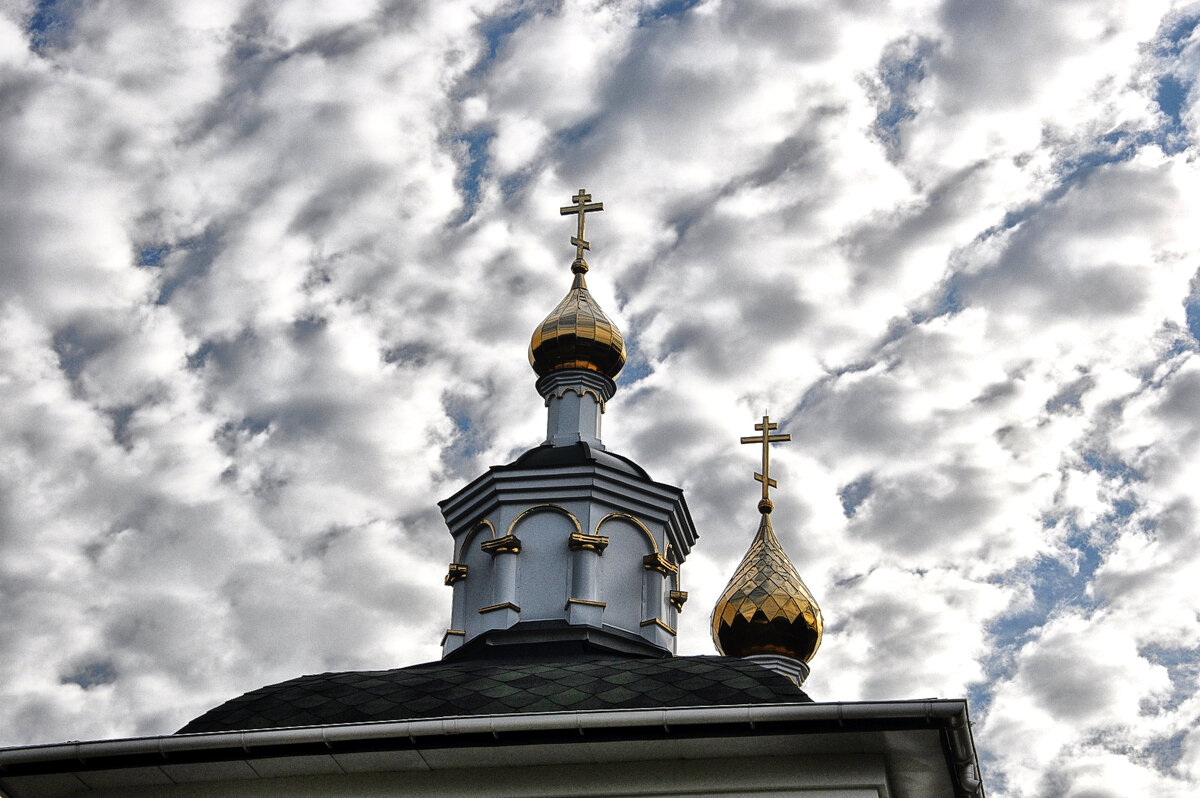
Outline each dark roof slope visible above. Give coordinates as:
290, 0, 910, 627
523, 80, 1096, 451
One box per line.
178, 656, 811, 734
500, 441, 650, 479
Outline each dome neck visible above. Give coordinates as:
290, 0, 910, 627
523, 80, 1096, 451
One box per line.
745, 653, 811, 687
536, 370, 616, 448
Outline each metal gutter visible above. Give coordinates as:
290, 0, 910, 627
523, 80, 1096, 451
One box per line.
0, 700, 983, 798
0, 699, 977, 776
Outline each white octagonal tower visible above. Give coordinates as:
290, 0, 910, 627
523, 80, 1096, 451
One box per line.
438, 190, 697, 661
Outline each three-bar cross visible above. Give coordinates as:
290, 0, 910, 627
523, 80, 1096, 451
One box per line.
560, 188, 604, 269
741, 415, 791, 512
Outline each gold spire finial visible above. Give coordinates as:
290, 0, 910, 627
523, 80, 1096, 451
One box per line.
712, 413, 822, 665
740, 415, 791, 514
530, 189, 625, 379
559, 188, 603, 273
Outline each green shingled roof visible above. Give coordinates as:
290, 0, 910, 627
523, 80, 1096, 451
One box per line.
178, 656, 811, 734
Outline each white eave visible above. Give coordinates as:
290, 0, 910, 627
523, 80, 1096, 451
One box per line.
0, 700, 983, 798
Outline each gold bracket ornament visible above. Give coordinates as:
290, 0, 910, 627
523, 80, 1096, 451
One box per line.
568, 531, 610, 553
642, 552, 678, 575
559, 188, 603, 271
480, 535, 521, 555
444, 563, 468, 586
740, 414, 791, 513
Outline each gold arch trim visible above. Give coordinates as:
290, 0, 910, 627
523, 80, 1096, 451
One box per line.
507, 504, 583, 537
594, 512, 658, 554
457, 519, 496, 562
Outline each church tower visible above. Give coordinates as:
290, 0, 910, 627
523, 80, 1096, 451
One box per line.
438, 190, 697, 660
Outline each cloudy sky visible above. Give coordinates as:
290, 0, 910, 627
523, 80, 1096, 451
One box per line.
1, 0, 1199, 794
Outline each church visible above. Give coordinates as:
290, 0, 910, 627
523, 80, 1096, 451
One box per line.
0, 191, 985, 798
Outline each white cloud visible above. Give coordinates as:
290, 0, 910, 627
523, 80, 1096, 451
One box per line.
2, 2, 1199, 795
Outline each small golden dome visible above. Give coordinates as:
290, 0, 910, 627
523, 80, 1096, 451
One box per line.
529, 266, 626, 379
711, 511, 823, 662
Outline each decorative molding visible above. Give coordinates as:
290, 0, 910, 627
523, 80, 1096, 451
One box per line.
565, 598, 606, 608
478, 602, 521, 615
480, 534, 521, 555
457, 519, 497, 561
669, 590, 688, 611
542, 385, 607, 412
745, 653, 810, 688
535, 370, 616, 409
642, 552, 678, 575
640, 617, 676, 635
568, 531, 609, 553
440, 628, 465, 646
596, 512, 658, 554
507, 504, 583, 536
444, 563, 468, 585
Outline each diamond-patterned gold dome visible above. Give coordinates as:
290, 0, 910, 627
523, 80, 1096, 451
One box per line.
711, 512, 822, 662
529, 268, 626, 379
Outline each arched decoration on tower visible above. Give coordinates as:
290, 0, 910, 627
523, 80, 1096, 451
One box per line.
505, 504, 582, 621
456, 519, 497, 562
595, 512, 658, 553
593, 512, 672, 644
444, 519, 501, 654
507, 504, 583, 537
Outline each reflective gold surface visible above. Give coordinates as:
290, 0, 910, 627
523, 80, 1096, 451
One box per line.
740, 415, 791, 510
640, 617, 676, 635
568, 531, 610, 553
480, 534, 521, 555
566, 598, 607, 608
529, 189, 627, 378
444, 562, 468, 586
642, 552, 678, 576
529, 269, 627, 378
711, 511, 823, 662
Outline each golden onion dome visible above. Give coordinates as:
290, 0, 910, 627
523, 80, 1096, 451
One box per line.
711, 510, 823, 662
529, 264, 626, 379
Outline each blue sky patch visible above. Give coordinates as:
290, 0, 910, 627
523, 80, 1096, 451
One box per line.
1186, 296, 1200, 343
1149, 11, 1198, 153
870, 37, 936, 152
637, 0, 704, 27
469, 2, 555, 80
838, 474, 873, 518
1153, 72, 1193, 154
106, 405, 137, 450
1140, 644, 1200, 714
996, 129, 1149, 232
137, 244, 171, 268
27, 0, 77, 53
186, 341, 214, 370
1153, 12, 1200, 58
1156, 74, 1188, 127
455, 130, 493, 225
1080, 449, 1142, 483
910, 280, 963, 325
620, 358, 651, 386
62, 661, 116, 690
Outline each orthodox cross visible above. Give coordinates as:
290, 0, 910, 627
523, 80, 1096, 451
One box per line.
741, 414, 791, 512
560, 188, 603, 269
